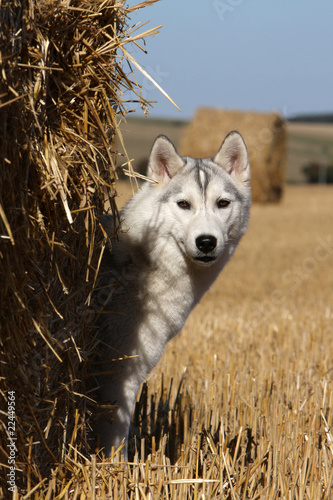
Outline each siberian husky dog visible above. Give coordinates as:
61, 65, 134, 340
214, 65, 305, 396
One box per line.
92, 131, 251, 459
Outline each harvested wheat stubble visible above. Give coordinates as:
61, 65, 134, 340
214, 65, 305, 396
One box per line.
8, 186, 331, 499
0, 0, 162, 496
179, 107, 287, 203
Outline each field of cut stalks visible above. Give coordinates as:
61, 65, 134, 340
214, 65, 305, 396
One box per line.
63, 183, 330, 500
8, 186, 332, 499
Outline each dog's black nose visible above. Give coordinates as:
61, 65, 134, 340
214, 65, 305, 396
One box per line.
196, 235, 217, 254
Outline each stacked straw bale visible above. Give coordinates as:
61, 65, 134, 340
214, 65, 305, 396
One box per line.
0, 0, 158, 494
179, 108, 286, 203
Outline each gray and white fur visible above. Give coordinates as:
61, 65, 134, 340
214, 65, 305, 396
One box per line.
92, 132, 251, 459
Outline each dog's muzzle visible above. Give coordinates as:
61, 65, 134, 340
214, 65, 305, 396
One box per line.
195, 235, 217, 263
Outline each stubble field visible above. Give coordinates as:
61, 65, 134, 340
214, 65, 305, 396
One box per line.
22, 184, 333, 499
95, 183, 333, 499
19, 136, 333, 498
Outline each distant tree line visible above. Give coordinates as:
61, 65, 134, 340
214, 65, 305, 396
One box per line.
303, 162, 333, 183
288, 113, 333, 124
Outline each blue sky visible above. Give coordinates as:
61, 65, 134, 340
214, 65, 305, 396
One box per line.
125, 0, 333, 119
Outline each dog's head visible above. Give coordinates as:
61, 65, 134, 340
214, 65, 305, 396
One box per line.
146, 133, 251, 267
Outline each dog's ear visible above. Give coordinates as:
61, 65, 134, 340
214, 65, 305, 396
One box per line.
148, 135, 185, 184
213, 131, 250, 185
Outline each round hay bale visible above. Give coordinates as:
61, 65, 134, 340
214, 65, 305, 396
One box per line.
0, 0, 158, 495
179, 108, 287, 203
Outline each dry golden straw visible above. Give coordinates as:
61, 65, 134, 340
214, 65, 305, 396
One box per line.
0, 0, 170, 495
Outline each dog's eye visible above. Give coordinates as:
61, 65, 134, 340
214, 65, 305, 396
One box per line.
217, 199, 231, 208
177, 200, 191, 209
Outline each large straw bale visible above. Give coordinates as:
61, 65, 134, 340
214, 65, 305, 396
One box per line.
179, 108, 286, 203
0, 0, 159, 494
